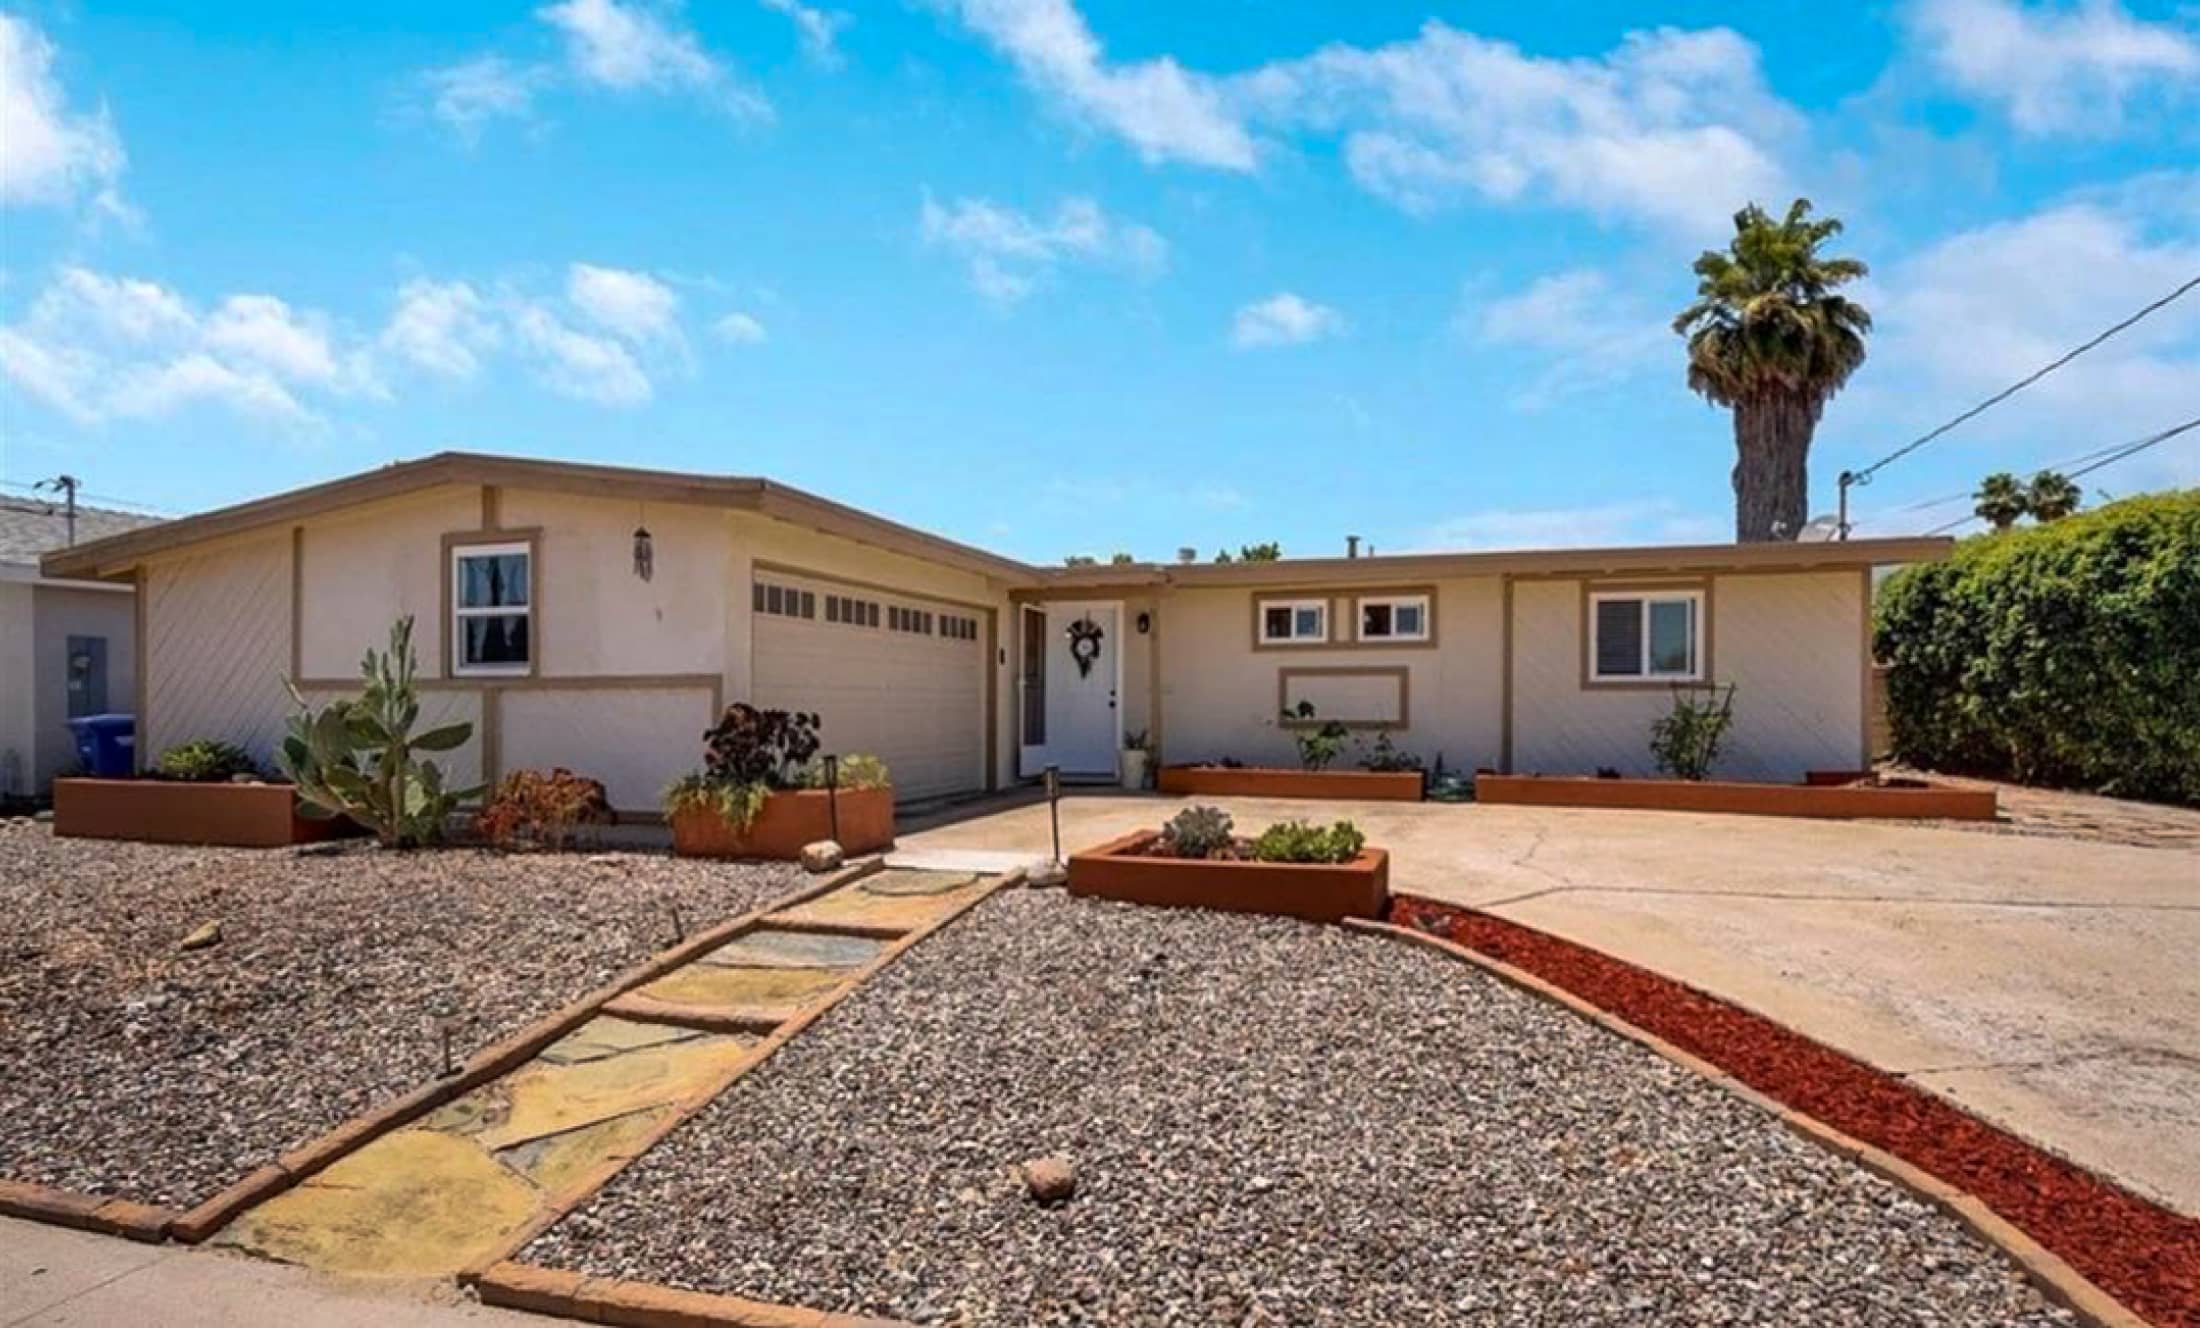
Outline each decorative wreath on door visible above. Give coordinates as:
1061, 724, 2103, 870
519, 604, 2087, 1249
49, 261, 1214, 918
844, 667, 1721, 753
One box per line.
1066, 615, 1106, 678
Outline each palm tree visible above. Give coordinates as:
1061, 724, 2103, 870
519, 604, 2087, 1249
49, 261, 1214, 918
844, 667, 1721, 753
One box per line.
2026, 470, 2082, 522
1675, 200, 1872, 542
1974, 472, 2028, 531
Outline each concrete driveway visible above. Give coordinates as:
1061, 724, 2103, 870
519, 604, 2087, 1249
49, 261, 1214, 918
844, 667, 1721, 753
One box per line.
901, 789, 2200, 1216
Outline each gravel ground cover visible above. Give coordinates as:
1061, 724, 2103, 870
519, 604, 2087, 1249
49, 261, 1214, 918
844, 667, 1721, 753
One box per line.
529, 890, 2072, 1326
1392, 894, 2200, 1328
0, 819, 802, 1210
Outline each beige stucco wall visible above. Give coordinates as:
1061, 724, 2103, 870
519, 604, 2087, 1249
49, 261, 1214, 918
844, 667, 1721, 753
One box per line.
1153, 577, 1506, 773
500, 684, 713, 811
1508, 570, 1867, 781
297, 485, 479, 679
498, 489, 727, 679
32, 583, 136, 788
143, 529, 293, 767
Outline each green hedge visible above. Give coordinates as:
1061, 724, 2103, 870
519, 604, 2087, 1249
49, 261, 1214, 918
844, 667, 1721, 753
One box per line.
1873, 489, 2200, 805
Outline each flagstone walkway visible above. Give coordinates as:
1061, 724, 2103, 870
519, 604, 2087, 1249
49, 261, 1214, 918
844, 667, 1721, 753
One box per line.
214, 867, 1001, 1279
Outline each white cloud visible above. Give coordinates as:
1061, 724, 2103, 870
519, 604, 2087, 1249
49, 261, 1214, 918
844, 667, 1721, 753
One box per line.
0, 268, 381, 428
568, 263, 681, 345
510, 302, 655, 404
1471, 268, 1671, 405
1908, 0, 2199, 135
0, 14, 126, 213
1414, 500, 1724, 551
538, 0, 770, 120
1234, 23, 1797, 235
381, 279, 502, 379
1230, 292, 1343, 348
928, 0, 1256, 169
760, 0, 849, 69
420, 56, 546, 143
933, 4, 1800, 235
1863, 179, 2200, 477
106, 353, 310, 424
920, 193, 1167, 304
714, 311, 768, 344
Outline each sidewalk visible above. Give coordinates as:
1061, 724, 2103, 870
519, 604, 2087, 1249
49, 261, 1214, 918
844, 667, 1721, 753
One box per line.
0, 1217, 533, 1327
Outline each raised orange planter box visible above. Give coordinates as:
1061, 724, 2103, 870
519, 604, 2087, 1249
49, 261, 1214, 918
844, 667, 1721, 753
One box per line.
669, 785, 894, 860
1474, 773, 1998, 821
52, 778, 357, 847
1156, 765, 1424, 802
1068, 830, 1389, 923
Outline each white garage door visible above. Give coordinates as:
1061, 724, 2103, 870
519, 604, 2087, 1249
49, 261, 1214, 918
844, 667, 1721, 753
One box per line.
751, 572, 988, 802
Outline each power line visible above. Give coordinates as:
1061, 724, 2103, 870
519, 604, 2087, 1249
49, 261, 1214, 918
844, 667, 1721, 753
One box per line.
1850, 436, 2157, 528
1849, 273, 2200, 486
0, 477, 170, 515
1917, 415, 2199, 536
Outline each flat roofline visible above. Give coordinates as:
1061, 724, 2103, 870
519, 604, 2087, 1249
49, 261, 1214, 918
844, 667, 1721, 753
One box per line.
41, 450, 1954, 589
1024, 535, 1953, 592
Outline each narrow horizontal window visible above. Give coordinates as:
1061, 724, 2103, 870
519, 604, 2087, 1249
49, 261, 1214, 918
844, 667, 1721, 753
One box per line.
1258, 598, 1328, 645
1357, 594, 1430, 642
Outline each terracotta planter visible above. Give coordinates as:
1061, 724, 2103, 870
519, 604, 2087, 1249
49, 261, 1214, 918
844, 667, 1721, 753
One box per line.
1156, 765, 1424, 802
52, 778, 358, 848
1069, 831, 1389, 923
668, 785, 894, 860
1474, 773, 1997, 821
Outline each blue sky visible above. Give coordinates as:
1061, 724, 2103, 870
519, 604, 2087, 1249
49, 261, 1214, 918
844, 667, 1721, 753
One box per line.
2, 0, 2196, 562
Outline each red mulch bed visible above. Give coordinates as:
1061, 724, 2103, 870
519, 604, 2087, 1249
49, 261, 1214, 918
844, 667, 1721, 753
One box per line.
1389, 894, 2200, 1328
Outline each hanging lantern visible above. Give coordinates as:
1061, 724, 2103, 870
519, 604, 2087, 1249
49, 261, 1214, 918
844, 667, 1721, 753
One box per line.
632, 524, 654, 581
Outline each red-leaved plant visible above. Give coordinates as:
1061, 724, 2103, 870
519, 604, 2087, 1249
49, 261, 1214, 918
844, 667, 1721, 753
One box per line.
474, 767, 613, 850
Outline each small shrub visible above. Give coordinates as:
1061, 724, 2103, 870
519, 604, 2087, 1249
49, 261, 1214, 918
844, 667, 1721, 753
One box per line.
1649, 684, 1737, 781
702, 703, 821, 788
662, 772, 770, 829
1356, 728, 1423, 774
1159, 804, 1234, 859
1281, 701, 1350, 771
1251, 819, 1367, 864
796, 753, 891, 790
475, 767, 612, 850
155, 739, 259, 783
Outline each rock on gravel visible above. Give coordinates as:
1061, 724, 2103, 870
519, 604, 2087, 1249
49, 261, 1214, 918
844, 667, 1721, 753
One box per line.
0, 821, 803, 1210
526, 891, 2074, 1327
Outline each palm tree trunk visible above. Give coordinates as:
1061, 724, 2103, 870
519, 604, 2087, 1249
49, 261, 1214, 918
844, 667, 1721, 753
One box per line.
1731, 393, 1817, 541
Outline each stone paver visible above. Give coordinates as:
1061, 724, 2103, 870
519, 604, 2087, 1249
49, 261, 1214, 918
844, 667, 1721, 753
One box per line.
208, 869, 999, 1280
701, 929, 884, 969
768, 870, 994, 932
904, 791, 2200, 1215
2, 1215, 535, 1326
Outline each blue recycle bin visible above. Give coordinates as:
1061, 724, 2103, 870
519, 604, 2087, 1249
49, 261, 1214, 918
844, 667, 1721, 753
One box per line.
66, 713, 136, 778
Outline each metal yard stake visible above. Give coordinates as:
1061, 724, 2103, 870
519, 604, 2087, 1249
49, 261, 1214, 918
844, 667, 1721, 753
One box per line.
824, 753, 841, 845
1044, 764, 1062, 868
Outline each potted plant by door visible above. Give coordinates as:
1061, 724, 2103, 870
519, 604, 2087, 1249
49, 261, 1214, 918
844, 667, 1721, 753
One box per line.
1120, 729, 1152, 791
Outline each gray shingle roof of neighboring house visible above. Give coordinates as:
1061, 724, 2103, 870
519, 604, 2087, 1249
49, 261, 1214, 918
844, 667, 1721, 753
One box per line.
0, 498, 166, 570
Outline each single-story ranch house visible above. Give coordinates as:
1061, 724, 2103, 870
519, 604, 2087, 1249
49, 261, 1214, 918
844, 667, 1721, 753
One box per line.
41, 452, 1949, 814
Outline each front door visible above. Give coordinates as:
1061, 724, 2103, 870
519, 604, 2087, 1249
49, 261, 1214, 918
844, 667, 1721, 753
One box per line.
1021, 604, 1119, 777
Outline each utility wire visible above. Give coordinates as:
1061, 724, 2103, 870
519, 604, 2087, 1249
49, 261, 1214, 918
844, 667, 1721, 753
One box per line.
1851, 436, 2160, 528
1847, 272, 2200, 486
1918, 415, 2199, 536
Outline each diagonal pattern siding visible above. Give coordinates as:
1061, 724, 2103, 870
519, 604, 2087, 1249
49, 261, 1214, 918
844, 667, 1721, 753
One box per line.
1510, 572, 1864, 782
144, 534, 294, 766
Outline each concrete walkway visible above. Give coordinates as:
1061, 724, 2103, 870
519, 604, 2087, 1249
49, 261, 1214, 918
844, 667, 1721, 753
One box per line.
903, 790, 2200, 1215
0, 1217, 528, 1326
